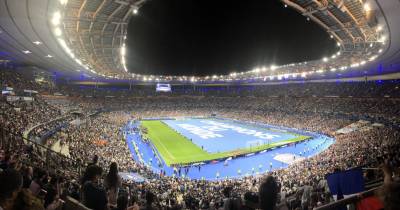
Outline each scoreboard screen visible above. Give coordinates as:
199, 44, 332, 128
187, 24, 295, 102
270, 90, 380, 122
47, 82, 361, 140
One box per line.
156, 83, 171, 92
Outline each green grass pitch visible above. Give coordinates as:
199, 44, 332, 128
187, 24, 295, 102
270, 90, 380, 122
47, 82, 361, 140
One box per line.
141, 120, 310, 166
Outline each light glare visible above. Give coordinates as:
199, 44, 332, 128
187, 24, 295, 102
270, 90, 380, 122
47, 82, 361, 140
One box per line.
54, 27, 62, 36
363, 3, 371, 12
59, 0, 68, 5
52, 11, 61, 26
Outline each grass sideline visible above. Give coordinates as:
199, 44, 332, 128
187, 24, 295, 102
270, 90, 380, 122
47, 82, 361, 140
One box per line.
141, 120, 310, 166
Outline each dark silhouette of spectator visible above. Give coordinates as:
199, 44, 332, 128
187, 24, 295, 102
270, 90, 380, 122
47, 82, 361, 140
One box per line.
259, 176, 279, 210
82, 165, 108, 210
21, 166, 33, 189
113, 194, 128, 210
88, 155, 99, 167
29, 168, 47, 197
140, 191, 158, 210
243, 191, 259, 210
0, 169, 23, 210
378, 164, 400, 210
223, 197, 242, 210
43, 176, 59, 208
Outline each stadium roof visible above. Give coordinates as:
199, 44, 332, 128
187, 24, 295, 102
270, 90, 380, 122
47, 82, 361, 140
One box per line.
0, 0, 399, 82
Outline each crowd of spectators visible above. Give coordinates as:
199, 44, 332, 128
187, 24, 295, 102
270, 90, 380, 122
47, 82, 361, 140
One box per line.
1, 69, 400, 210
62, 112, 139, 173
29, 115, 78, 145
0, 97, 61, 136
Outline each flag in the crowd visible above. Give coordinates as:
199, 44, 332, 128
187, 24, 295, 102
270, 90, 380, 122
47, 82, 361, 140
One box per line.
326, 168, 365, 200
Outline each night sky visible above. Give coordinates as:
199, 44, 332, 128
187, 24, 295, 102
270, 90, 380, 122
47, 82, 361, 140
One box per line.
126, 0, 337, 76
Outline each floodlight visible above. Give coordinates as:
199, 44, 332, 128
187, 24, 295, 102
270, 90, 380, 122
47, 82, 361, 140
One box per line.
52, 11, 61, 26
54, 28, 62, 36
379, 35, 386, 43
363, 3, 371, 12
261, 66, 267, 72
59, 0, 68, 5
120, 46, 126, 56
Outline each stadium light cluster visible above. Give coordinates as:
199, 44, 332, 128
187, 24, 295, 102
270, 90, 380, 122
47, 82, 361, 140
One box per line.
49, 0, 389, 83
126, 51, 378, 83
50, 2, 100, 75
133, 7, 139, 15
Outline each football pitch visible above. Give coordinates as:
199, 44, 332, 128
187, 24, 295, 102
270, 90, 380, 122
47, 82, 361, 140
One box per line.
141, 119, 310, 166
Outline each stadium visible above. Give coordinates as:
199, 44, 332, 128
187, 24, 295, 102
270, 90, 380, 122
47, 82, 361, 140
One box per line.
0, 0, 400, 210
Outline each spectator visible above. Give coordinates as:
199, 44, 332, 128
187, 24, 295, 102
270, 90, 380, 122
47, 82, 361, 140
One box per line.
12, 189, 45, 210
259, 176, 279, 210
43, 176, 59, 208
88, 155, 99, 167
378, 164, 400, 210
243, 192, 259, 210
29, 168, 47, 197
301, 181, 312, 210
104, 162, 122, 207
21, 166, 33, 189
113, 194, 139, 210
140, 191, 158, 210
223, 197, 242, 210
0, 153, 11, 171
0, 169, 23, 210
82, 165, 108, 210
